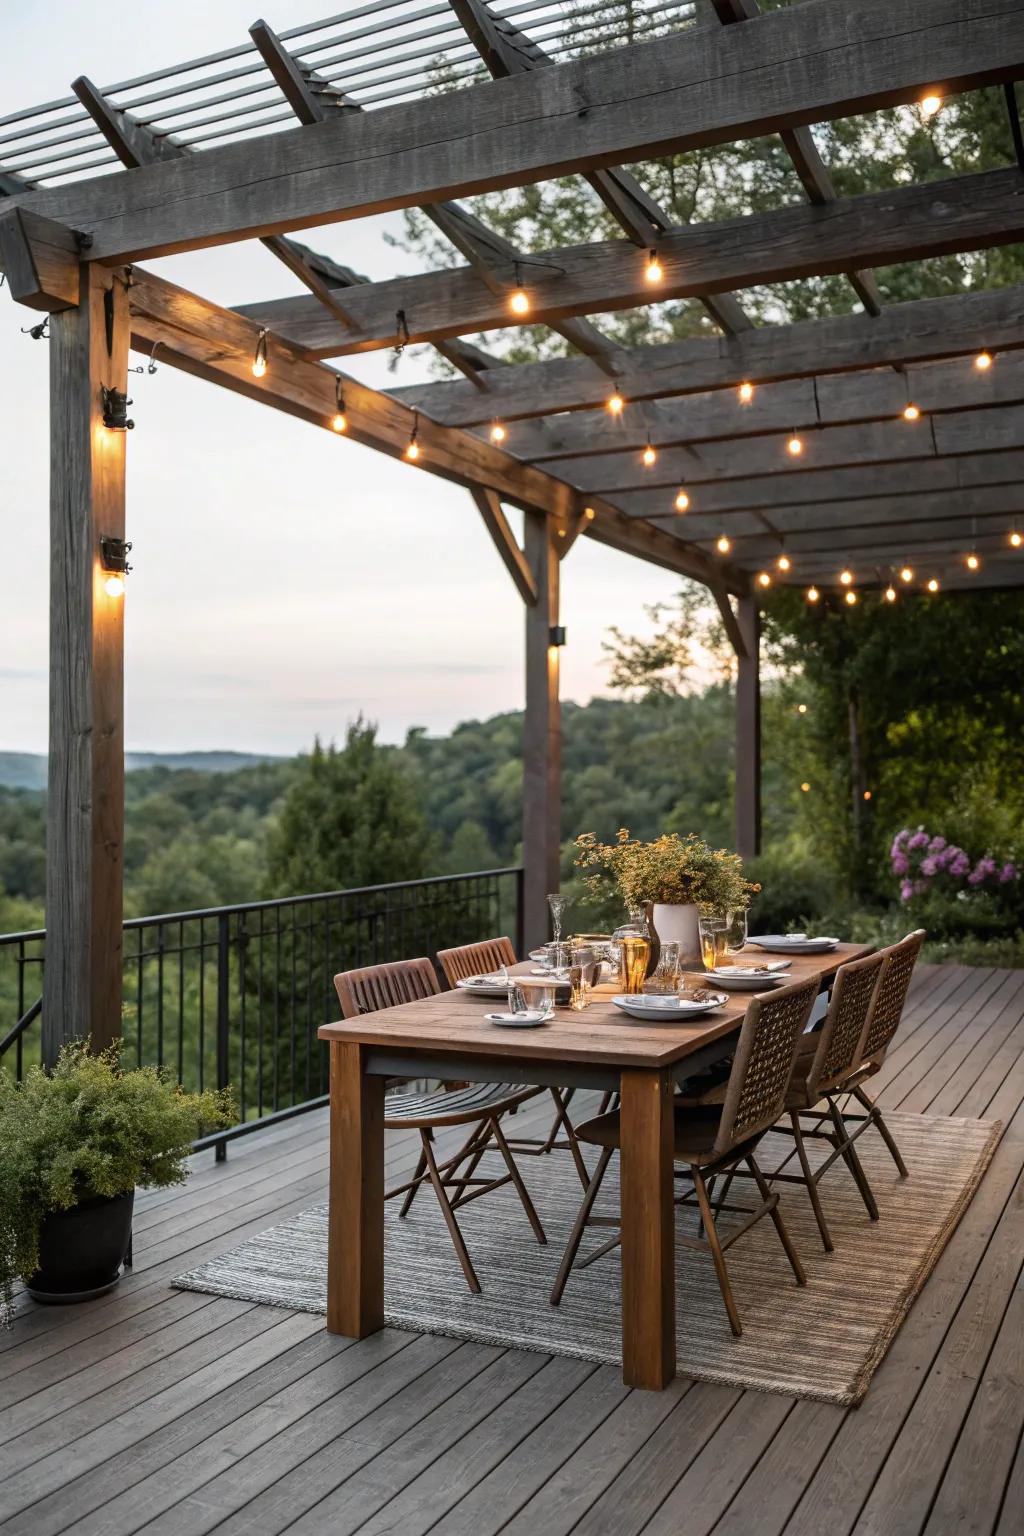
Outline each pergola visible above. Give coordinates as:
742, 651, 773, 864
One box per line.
3, 0, 1024, 1062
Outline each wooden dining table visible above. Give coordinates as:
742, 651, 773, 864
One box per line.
317, 942, 872, 1390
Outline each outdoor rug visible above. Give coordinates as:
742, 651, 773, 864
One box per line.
174, 1110, 999, 1405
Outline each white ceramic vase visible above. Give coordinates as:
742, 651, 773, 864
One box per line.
651, 902, 702, 968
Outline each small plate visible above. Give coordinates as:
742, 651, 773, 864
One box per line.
710, 960, 791, 977
748, 935, 839, 955
704, 968, 785, 991
611, 993, 728, 1021
456, 976, 511, 998
484, 1010, 550, 1028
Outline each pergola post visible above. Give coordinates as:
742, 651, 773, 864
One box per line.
522, 511, 561, 951
43, 264, 128, 1064
735, 595, 762, 860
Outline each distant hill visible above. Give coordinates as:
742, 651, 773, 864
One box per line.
0, 751, 283, 791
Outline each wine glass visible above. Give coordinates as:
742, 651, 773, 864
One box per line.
547, 892, 568, 943
725, 908, 748, 956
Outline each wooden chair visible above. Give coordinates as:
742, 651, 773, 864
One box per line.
333, 958, 546, 1294
768, 950, 888, 1251
437, 937, 589, 1189
551, 976, 820, 1336
840, 929, 926, 1177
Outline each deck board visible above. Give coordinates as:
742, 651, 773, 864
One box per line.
0, 966, 1022, 1536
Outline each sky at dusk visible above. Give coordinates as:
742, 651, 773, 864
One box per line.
0, 2, 683, 756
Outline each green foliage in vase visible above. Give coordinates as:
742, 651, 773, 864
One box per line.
0, 1040, 233, 1324
574, 828, 758, 914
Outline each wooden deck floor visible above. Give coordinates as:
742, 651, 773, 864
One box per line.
2, 963, 1024, 1536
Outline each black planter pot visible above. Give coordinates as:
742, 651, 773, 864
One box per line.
26, 1190, 135, 1304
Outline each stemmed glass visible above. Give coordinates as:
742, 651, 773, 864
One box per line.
547, 892, 568, 943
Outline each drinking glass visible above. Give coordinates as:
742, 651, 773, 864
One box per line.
620, 934, 650, 995
698, 915, 729, 973
542, 940, 570, 975
569, 944, 596, 1010
508, 979, 555, 1019
644, 941, 681, 995
547, 893, 568, 943
725, 908, 748, 956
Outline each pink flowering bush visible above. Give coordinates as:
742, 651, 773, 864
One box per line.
890, 827, 1018, 905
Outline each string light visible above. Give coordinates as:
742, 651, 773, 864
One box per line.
787, 429, 803, 457
405, 411, 421, 462
716, 533, 731, 554
863, 790, 873, 801
800, 782, 811, 793
927, 577, 940, 592
738, 381, 754, 404
645, 249, 663, 285
1011, 530, 1022, 548
99, 535, 131, 599
674, 487, 690, 513
509, 262, 530, 316
777, 551, 792, 573
966, 551, 980, 571
806, 585, 820, 603
642, 437, 657, 468
975, 350, 993, 371
839, 568, 854, 586
490, 420, 507, 444
884, 585, 897, 602
899, 565, 914, 583
251, 328, 268, 378
845, 590, 858, 606
903, 401, 921, 422
757, 571, 772, 588
104, 573, 126, 599
920, 93, 942, 117
606, 390, 625, 416
797, 703, 808, 714
331, 378, 347, 433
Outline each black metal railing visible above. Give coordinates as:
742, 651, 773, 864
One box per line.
0, 867, 523, 1152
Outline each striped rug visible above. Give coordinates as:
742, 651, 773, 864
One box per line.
174, 1110, 999, 1405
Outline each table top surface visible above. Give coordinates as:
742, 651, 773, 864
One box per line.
318, 943, 874, 1069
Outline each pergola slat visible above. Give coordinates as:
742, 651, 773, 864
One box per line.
8, 0, 1022, 262
235, 169, 1024, 356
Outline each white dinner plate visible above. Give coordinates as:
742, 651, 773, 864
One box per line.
456, 975, 511, 998
484, 1010, 550, 1028
709, 960, 791, 977
611, 993, 728, 1021
747, 935, 840, 955
703, 968, 786, 991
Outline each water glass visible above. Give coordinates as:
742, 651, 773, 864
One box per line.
644, 941, 681, 995
542, 940, 570, 974
568, 944, 596, 1010
620, 934, 650, 995
725, 908, 748, 956
698, 915, 729, 973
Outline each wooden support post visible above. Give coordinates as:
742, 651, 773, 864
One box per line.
522, 512, 561, 952
735, 595, 762, 860
43, 264, 128, 1064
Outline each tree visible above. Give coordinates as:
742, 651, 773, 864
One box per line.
265, 720, 432, 897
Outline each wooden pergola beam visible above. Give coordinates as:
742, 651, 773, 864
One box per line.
388, 286, 1024, 427
470, 487, 537, 605
235, 169, 1024, 356
9, 0, 1022, 263
720, 515, 1024, 562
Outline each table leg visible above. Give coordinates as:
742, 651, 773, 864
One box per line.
327, 1040, 385, 1337
619, 1066, 676, 1389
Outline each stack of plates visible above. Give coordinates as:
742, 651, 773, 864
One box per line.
455, 975, 511, 998
747, 934, 840, 955
611, 992, 727, 1021
704, 962, 790, 991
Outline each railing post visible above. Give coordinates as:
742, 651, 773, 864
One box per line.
215, 911, 230, 1162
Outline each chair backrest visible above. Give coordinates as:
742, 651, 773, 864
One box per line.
804, 950, 887, 1098
334, 957, 439, 1019
715, 977, 820, 1155
437, 936, 517, 989
858, 929, 926, 1063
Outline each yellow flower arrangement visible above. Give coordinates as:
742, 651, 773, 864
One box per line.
574, 828, 758, 916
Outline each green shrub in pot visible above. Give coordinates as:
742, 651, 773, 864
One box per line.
0, 1040, 233, 1323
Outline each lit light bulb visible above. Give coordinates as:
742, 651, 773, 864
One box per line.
863, 790, 873, 802
331, 411, 348, 433
927, 577, 940, 592
674, 488, 690, 513
757, 571, 771, 588
738, 381, 754, 404
645, 249, 663, 284
806, 586, 820, 603
797, 703, 808, 714
975, 351, 993, 371
884, 585, 897, 602
920, 93, 942, 117
800, 782, 811, 793
490, 421, 507, 444
787, 432, 803, 457
903, 402, 920, 422
966, 551, 980, 571
839, 568, 854, 586
900, 566, 914, 583
405, 440, 420, 461
1011, 531, 1022, 548
509, 288, 530, 316
251, 328, 268, 378
104, 573, 125, 599
716, 533, 731, 554
777, 552, 791, 572
606, 391, 625, 416
642, 441, 657, 468
845, 589, 858, 606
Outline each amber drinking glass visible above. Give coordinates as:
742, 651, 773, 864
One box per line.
620, 934, 651, 995
698, 916, 729, 973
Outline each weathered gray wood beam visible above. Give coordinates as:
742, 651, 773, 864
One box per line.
470, 487, 537, 604
0, 208, 82, 311
522, 512, 561, 950
10, 0, 1021, 262
44, 264, 128, 1061
448, 0, 752, 335
387, 285, 1024, 427
718, 513, 1024, 562
708, 0, 882, 315
236, 170, 1024, 357
0, 165, 34, 196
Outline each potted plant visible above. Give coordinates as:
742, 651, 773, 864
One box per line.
0, 1040, 232, 1323
574, 828, 758, 967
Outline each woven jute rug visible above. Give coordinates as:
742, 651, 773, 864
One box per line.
174, 1110, 999, 1405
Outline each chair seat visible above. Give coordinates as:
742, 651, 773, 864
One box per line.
384, 1081, 541, 1129
574, 1104, 755, 1167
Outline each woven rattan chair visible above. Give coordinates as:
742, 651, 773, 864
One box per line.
551, 976, 820, 1336
437, 937, 589, 1188
333, 957, 546, 1294
768, 951, 888, 1250
839, 929, 926, 1177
